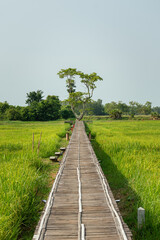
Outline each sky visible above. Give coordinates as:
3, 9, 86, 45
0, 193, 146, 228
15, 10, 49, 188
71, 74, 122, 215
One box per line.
0, 0, 160, 107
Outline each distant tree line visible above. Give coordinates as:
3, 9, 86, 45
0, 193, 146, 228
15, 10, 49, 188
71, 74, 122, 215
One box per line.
85, 100, 160, 119
0, 91, 160, 121
86, 100, 160, 116
104, 101, 153, 116
0, 90, 74, 121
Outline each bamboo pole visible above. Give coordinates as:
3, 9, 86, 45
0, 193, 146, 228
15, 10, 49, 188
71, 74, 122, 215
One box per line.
37, 132, 42, 156
32, 133, 34, 152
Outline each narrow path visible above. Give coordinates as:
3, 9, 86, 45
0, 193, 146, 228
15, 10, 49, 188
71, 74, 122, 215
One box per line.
33, 121, 132, 240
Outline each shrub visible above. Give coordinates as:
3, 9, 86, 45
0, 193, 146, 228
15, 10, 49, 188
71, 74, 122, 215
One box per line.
60, 106, 74, 119
110, 109, 122, 119
151, 112, 160, 120
6, 107, 21, 120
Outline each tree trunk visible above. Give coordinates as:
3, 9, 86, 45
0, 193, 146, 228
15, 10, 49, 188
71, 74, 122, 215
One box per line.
71, 104, 84, 121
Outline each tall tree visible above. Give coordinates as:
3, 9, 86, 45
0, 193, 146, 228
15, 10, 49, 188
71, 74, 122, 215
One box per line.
37, 95, 61, 121
86, 99, 104, 115
117, 101, 129, 114
142, 101, 152, 115
0, 101, 10, 114
26, 90, 44, 105
152, 106, 160, 114
104, 101, 118, 115
58, 68, 103, 120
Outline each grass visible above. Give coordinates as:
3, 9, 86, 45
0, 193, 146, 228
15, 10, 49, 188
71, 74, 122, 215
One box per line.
86, 120, 160, 240
0, 120, 69, 240
84, 114, 152, 121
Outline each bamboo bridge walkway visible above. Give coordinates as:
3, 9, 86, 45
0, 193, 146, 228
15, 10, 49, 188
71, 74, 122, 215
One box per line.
33, 121, 132, 240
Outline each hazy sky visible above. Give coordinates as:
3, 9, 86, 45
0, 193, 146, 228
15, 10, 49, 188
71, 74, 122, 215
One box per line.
0, 0, 160, 106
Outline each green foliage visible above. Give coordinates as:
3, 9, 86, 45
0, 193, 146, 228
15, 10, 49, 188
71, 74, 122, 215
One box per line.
104, 101, 152, 116
36, 95, 61, 121
87, 120, 160, 239
110, 109, 122, 119
104, 101, 117, 114
130, 113, 135, 119
60, 105, 75, 119
0, 101, 10, 114
57, 68, 77, 93
105, 101, 129, 115
20, 107, 31, 121
143, 101, 152, 114
26, 90, 44, 106
152, 106, 160, 114
0, 93, 61, 121
24, 94, 61, 121
86, 99, 105, 116
0, 101, 10, 120
117, 101, 130, 113
151, 112, 160, 120
0, 120, 67, 239
58, 68, 103, 120
129, 101, 152, 115
6, 107, 21, 120
0, 94, 157, 122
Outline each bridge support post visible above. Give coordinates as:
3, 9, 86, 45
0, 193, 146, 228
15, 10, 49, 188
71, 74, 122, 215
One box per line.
66, 132, 69, 141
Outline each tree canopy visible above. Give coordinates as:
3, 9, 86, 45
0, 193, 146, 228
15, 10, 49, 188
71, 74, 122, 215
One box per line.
58, 68, 103, 120
26, 90, 44, 105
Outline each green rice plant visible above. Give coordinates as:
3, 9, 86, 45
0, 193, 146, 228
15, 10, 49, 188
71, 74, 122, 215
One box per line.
87, 120, 160, 240
0, 120, 69, 240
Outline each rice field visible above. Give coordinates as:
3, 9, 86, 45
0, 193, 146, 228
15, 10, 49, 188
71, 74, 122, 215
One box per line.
87, 120, 160, 240
0, 120, 68, 240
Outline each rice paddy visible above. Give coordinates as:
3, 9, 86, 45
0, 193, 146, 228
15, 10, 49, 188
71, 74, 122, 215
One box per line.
87, 120, 160, 240
0, 120, 68, 240
1, 119, 160, 239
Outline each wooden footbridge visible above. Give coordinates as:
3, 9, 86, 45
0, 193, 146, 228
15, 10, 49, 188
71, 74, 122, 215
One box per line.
33, 121, 132, 240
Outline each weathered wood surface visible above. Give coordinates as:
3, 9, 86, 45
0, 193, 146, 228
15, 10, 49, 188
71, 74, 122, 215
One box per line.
33, 121, 132, 240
